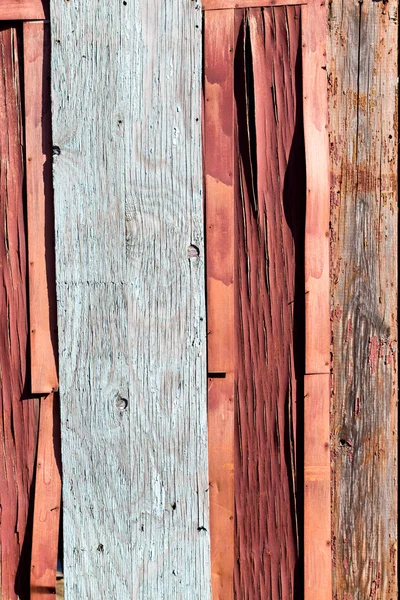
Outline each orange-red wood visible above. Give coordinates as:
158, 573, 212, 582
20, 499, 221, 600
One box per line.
0, 24, 39, 600
30, 392, 62, 600
204, 9, 235, 599
304, 374, 332, 599
0, 0, 47, 20
302, 3, 332, 597
24, 20, 58, 394
203, 0, 306, 9
302, 1, 330, 375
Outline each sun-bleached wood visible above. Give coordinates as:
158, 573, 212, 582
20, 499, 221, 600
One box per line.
50, 0, 210, 597
302, 1, 330, 375
204, 9, 235, 599
304, 374, 332, 599
30, 393, 62, 600
0, 0, 47, 20
24, 21, 58, 394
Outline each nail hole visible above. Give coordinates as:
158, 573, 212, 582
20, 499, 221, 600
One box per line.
53, 146, 61, 156
97, 544, 104, 552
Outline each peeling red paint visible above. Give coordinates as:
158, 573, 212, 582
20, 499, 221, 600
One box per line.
345, 319, 352, 342
368, 336, 379, 374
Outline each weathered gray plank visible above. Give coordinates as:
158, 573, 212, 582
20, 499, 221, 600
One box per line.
50, 0, 210, 597
328, 0, 398, 596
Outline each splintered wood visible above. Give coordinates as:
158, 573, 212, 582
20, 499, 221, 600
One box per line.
0, 25, 39, 600
204, 4, 333, 598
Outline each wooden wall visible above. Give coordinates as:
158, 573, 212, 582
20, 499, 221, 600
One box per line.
328, 0, 398, 596
50, 0, 211, 597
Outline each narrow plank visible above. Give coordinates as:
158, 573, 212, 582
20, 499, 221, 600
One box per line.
0, 24, 39, 600
30, 392, 62, 600
234, 8, 303, 597
0, 0, 47, 20
304, 374, 331, 599
24, 20, 58, 394
328, 0, 398, 595
204, 9, 235, 598
50, 0, 210, 597
203, 0, 305, 10
302, 1, 330, 375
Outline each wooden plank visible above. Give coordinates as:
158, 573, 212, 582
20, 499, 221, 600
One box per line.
50, 0, 210, 597
234, 7, 302, 597
302, 1, 330, 375
203, 0, 305, 9
328, 0, 398, 595
204, 9, 235, 598
304, 374, 332, 599
24, 20, 58, 394
30, 393, 62, 600
0, 25, 39, 600
0, 0, 47, 20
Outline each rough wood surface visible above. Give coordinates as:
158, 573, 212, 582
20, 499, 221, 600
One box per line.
0, 24, 39, 600
302, 2, 330, 375
234, 8, 303, 598
204, 10, 235, 599
24, 20, 58, 394
304, 373, 331, 599
30, 393, 61, 600
328, 0, 398, 596
203, 0, 305, 11
50, 0, 210, 598
0, 0, 47, 20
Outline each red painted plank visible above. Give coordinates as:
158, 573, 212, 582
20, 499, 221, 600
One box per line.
304, 374, 332, 599
24, 20, 58, 394
302, 1, 330, 375
30, 392, 62, 600
0, 0, 48, 20
0, 25, 39, 600
234, 7, 303, 598
204, 9, 235, 599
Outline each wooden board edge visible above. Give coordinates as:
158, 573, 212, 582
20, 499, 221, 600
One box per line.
204, 8, 235, 599
304, 373, 332, 599
23, 20, 58, 394
302, 2, 331, 375
30, 392, 62, 600
0, 1, 48, 20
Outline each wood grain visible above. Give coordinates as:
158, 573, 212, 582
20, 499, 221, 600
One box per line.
0, 0, 47, 20
304, 374, 331, 599
24, 20, 58, 394
0, 24, 39, 600
203, 0, 305, 10
234, 8, 303, 598
302, 1, 330, 375
50, 0, 211, 597
328, 0, 398, 596
204, 10, 235, 599
30, 392, 62, 600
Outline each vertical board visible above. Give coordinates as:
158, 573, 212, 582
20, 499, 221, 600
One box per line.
24, 20, 58, 394
304, 374, 331, 599
328, 0, 398, 596
302, 1, 330, 375
204, 9, 235, 599
30, 393, 62, 600
0, 25, 39, 600
234, 8, 303, 598
50, 0, 211, 598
